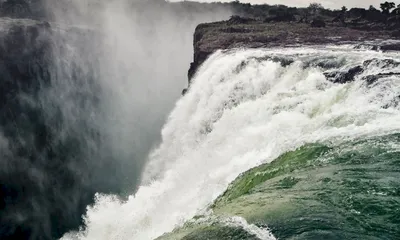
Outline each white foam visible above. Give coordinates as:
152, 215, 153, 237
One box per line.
62, 47, 400, 240
222, 216, 276, 240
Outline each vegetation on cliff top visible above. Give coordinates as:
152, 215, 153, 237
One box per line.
2, 0, 400, 28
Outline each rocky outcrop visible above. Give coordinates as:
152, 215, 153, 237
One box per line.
324, 66, 364, 84
188, 17, 400, 84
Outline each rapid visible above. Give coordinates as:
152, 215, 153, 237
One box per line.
62, 46, 400, 240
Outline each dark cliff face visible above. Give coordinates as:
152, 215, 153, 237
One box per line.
0, 19, 103, 240
0, 17, 136, 239
0, 18, 147, 240
0, 0, 49, 19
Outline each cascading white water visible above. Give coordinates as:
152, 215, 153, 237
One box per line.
62, 46, 400, 240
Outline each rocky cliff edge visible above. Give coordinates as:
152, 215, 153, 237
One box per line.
187, 16, 400, 85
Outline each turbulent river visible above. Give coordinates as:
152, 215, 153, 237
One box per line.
62, 46, 400, 240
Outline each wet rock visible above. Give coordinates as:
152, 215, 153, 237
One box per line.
363, 72, 400, 85
188, 62, 197, 81
251, 56, 294, 67
324, 65, 364, 84
363, 58, 400, 68
324, 59, 400, 85
380, 43, 400, 51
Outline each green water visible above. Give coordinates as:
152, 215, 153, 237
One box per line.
158, 134, 400, 240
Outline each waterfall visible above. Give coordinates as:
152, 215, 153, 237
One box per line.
62, 46, 400, 240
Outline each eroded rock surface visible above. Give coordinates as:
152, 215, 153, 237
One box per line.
188, 16, 400, 83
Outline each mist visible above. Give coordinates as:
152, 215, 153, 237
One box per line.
46, 0, 233, 191
0, 0, 232, 239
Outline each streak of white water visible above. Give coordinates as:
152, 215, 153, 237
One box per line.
222, 216, 276, 240
62, 46, 400, 240
166, 214, 276, 240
